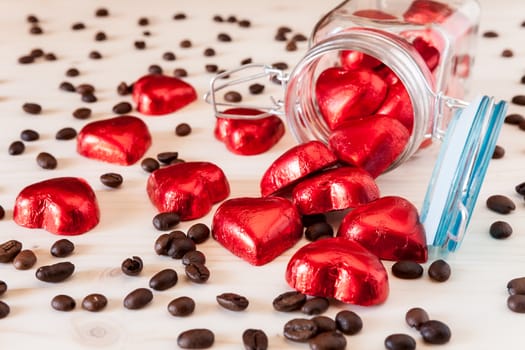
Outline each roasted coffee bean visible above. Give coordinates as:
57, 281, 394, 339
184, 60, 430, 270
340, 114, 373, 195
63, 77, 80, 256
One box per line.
143, 30, 151, 36
0, 206, 4, 220
238, 19, 251, 28
59, 81, 76, 92
173, 68, 188, 77
73, 107, 91, 119
89, 50, 102, 59
71, 22, 85, 30
309, 331, 347, 350
335, 310, 362, 335
273, 291, 306, 312
286, 40, 297, 51
8, 141, 25, 155
123, 288, 153, 310
18, 55, 35, 64
148, 64, 162, 74
272, 62, 288, 70
177, 329, 214, 349
391, 260, 424, 279
187, 223, 210, 244
384, 333, 416, 350
51, 294, 76, 311
168, 296, 195, 316
180, 39, 192, 48
501, 49, 514, 57
170, 158, 186, 165
0, 301, 10, 319
489, 220, 513, 239
248, 83, 265, 95
36, 262, 74, 282
185, 263, 210, 283
22, 102, 42, 115
508, 294, 525, 313
112, 101, 132, 114
428, 259, 451, 282
66, 68, 80, 77
242, 329, 268, 350
512, 95, 525, 106
37, 152, 57, 169
419, 320, 451, 344
292, 33, 307, 42
141, 157, 160, 172
77, 83, 96, 94
486, 194, 515, 214
302, 214, 327, 227
217, 33, 232, 42
492, 145, 505, 159
156, 151, 179, 164
504, 113, 524, 124
182, 250, 206, 266
312, 316, 337, 333
241, 57, 252, 65
275, 32, 287, 41
50, 239, 75, 257
121, 256, 143, 276
482, 30, 498, 38
167, 237, 196, 259
224, 91, 242, 102
81, 93, 97, 103
29, 49, 44, 57
27, 14, 39, 23
305, 222, 333, 241
82, 293, 107, 312
153, 212, 180, 231
175, 123, 192, 136
203, 48, 216, 57
149, 268, 178, 291
405, 307, 429, 329
44, 52, 57, 61
95, 8, 109, 17
283, 318, 318, 342
0, 240, 22, 263
161, 52, 176, 62
301, 297, 329, 315
213, 15, 224, 22
30, 25, 43, 35
216, 292, 249, 311
154, 230, 186, 255
55, 127, 77, 140
117, 82, 132, 95
508, 277, 525, 295
522, 74, 525, 83
13, 249, 37, 270
20, 129, 39, 141
0, 281, 6, 297
137, 17, 149, 26
100, 172, 123, 188
515, 182, 525, 196
205, 64, 218, 73
226, 15, 237, 23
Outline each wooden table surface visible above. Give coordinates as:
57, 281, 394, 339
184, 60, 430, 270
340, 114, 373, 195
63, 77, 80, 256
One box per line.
1, 0, 524, 349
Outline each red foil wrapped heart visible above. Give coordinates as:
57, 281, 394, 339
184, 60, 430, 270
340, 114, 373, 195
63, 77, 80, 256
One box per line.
328, 115, 410, 177
376, 81, 414, 132
260, 140, 338, 197
147, 161, 230, 220
212, 197, 302, 266
403, 0, 453, 25
132, 74, 197, 115
13, 177, 100, 235
340, 51, 383, 71
412, 37, 440, 71
286, 237, 389, 306
337, 196, 428, 262
214, 108, 285, 155
315, 67, 388, 131
77, 115, 152, 165
292, 166, 379, 215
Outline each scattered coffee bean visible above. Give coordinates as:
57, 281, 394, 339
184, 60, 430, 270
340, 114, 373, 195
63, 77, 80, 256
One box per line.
173, 12, 187, 20
501, 49, 514, 57
213, 15, 224, 22
180, 39, 192, 48
0, 206, 4, 220
13, 249, 37, 270
384, 333, 416, 350
36, 152, 57, 169
95, 8, 109, 17
0, 240, 23, 263
273, 291, 306, 312
275, 32, 287, 41
224, 90, 242, 102
22, 103, 42, 115
163, 51, 176, 61
143, 30, 151, 36
272, 61, 288, 70
0, 301, 10, 319
305, 222, 333, 241
168, 296, 195, 317
44, 52, 57, 61
27, 14, 39, 23
508, 294, 525, 313
30, 48, 44, 58
216, 292, 249, 311
117, 82, 132, 95
312, 316, 337, 333
100, 172, 123, 188
81, 93, 97, 103
82, 293, 107, 312
156, 151, 178, 164
123, 288, 153, 310
0, 281, 6, 297
187, 223, 210, 244
185, 263, 210, 283
217, 33, 232, 42
137, 17, 149, 26
59, 81, 76, 92
173, 68, 188, 77
309, 331, 347, 350
419, 320, 451, 344
148, 64, 162, 74
65, 68, 79, 77
391, 260, 424, 279
492, 145, 505, 159
30, 25, 43, 35
121, 256, 143, 276
292, 33, 307, 42
428, 259, 451, 282
141, 157, 160, 172
283, 318, 318, 342
242, 329, 268, 350
71, 22, 85, 30
508, 277, 525, 295
405, 307, 429, 329
182, 250, 206, 266
20, 129, 39, 141
88, 50, 102, 59
175, 122, 192, 136
203, 48, 216, 57
286, 40, 297, 51
489, 220, 513, 239
50, 239, 75, 257
335, 310, 362, 335
154, 231, 186, 256
134, 41, 146, 49
515, 182, 525, 196
486, 194, 515, 214
482, 30, 498, 38
112, 101, 132, 114
241, 57, 252, 65
238, 19, 251, 28
522, 74, 525, 84
35, 261, 75, 283
512, 95, 525, 106
149, 268, 178, 291
73, 107, 92, 119
153, 212, 180, 231
226, 15, 237, 23
205, 64, 218, 73
76, 83, 94, 94
8, 141, 25, 155
18, 55, 34, 64
51, 294, 76, 311
301, 297, 329, 315
177, 329, 215, 349
55, 127, 77, 140
248, 83, 265, 95
94, 31, 107, 41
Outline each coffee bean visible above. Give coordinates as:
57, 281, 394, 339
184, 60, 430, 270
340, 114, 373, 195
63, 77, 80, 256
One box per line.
312, 316, 337, 334
272, 62, 288, 70
175, 123, 192, 136
0, 281, 6, 297
138, 17, 149, 26
148, 64, 162, 74
302, 214, 327, 227
121, 256, 143, 276
305, 222, 333, 241
50, 239, 75, 257
112, 101, 132, 114
205, 64, 218, 73
71, 22, 85, 30
168, 237, 196, 259
177, 329, 214, 349
309, 331, 347, 350
482, 30, 498, 38
149, 268, 178, 291
168, 296, 195, 316
51, 294, 76, 311
22, 103, 42, 115
44, 52, 57, 61
203, 48, 216, 57
248, 83, 265, 95
492, 145, 505, 159
187, 223, 210, 244
283, 318, 318, 342
508, 294, 525, 313
73, 107, 92, 119
154, 231, 186, 256
182, 250, 206, 266
95, 8, 109, 17
273, 291, 306, 312
384, 333, 416, 350
59, 81, 76, 92
275, 32, 287, 41
55, 127, 77, 140
238, 19, 251, 28
242, 329, 268, 350
27, 14, 39, 23
419, 320, 451, 344
36, 152, 57, 169
292, 33, 307, 42
153, 212, 180, 231
66, 68, 80, 77
224, 91, 242, 102
286, 40, 297, 51
180, 39, 192, 48
82, 293, 107, 312
8, 141, 25, 155
173, 13, 187, 20
509, 277, 525, 296
20, 129, 39, 141
486, 195, 515, 214
0, 240, 22, 263
515, 182, 525, 196
428, 259, 451, 282
335, 310, 362, 335
217, 33, 232, 42
36, 262, 74, 283
489, 220, 513, 239
163, 51, 176, 61
512, 95, 525, 106
226, 15, 237, 23
391, 260, 424, 279
141, 157, 160, 172
501, 49, 514, 57
117, 82, 132, 95
0, 301, 10, 319
216, 292, 249, 311
13, 249, 37, 270
77, 84, 95, 95
81, 93, 97, 103
0, 206, 4, 220
213, 15, 224, 22
405, 307, 429, 329
100, 172, 123, 188
241, 57, 252, 65
123, 288, 153, 310
89, 50, 102, 59
156, 151, 179, 164
30, 25, 43, 35
522, 74, 525, 84
185, 263, 210, 283
301, 297, 329, 315
18, 55, 34, 64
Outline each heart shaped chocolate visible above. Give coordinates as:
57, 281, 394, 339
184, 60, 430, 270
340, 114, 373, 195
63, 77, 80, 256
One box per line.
286, 237, 389, 306
212, 197, 302, 266
77, 115, 152, 165
214, 108, 285, 155
315, 67, 387, 131
147, 161, 230, 220
337, 196, 428, 262
376, 81, 414, 132
13, 177, 100, 235
132, 74, 197, 115
292, 166, 379, 215
328, 115, 410, 177
412, 37, 440, 71
403, 0, 453, 24
340, 50, 382, 71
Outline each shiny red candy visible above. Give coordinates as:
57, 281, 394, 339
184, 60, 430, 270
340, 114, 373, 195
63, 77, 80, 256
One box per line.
77, 115, 152, 165
147, 161, 230, 220
260, 140, 338, 197
337, 196, 427, 262
286, 237, 389, 306
212, 197, 302, 266
315, 67, 387, 131
132, 74, 197, 115
292, 166, 379, 215
214, 108, 285, 155
412, 37, 440, 71
329, 115, 410, 177
376, 81, 414, 131
340, 51, 382, 71
13, 177, 100, 235
403, 0, 453, 25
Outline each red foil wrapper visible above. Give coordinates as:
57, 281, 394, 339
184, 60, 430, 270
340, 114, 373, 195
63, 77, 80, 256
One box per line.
403, 0, 453, 25
376, 81, 415, 132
